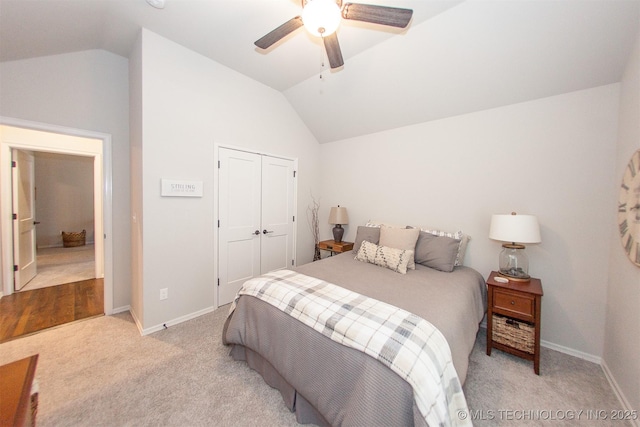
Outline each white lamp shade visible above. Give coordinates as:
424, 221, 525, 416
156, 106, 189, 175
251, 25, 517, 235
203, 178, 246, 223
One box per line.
489, 213, 541, 244
302, 0, 342, 37
328, 206, 349, 225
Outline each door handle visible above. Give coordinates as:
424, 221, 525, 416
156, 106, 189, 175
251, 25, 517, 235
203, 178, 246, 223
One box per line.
33, 221, 41, 225
263, 229, 274, 234
253, 230, 260, 235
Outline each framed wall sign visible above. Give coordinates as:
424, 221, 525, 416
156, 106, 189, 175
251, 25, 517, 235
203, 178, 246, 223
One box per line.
161, 179, 203, 197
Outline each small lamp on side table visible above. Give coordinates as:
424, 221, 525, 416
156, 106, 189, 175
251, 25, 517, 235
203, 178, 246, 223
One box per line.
328, 206, 349, 243
489, 212, 541, 282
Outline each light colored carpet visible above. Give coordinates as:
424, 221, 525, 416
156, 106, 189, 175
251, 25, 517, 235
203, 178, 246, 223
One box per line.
0, 307, 631, 427
465, 333, 631, 426
0, 308, 301, 427
22, 245, 95, 291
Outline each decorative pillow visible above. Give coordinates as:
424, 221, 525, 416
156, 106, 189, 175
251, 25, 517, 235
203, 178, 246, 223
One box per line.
379, 225, 420, 269
355, 240, 413, 274
414, 231, 460, 272
353, 226, 381, 253
414, 227, 471, 266
365, 220, 406, 229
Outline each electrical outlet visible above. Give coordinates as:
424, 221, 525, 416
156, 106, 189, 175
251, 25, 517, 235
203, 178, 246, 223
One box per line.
160, 288, 168, 300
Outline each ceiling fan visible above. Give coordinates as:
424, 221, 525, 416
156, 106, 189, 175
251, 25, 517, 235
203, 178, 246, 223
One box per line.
255, 0, 413, 69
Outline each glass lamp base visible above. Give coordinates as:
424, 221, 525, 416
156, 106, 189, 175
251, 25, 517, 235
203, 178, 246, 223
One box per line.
498, 244, 531, 282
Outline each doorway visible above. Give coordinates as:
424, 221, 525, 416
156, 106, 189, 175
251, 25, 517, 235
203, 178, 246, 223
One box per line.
0, 119, 114, 316
19, 151, 97, 292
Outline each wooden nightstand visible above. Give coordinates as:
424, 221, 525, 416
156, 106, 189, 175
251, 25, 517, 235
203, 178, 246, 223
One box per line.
486, 271, 543, 374
1, 355, 39, 427
317, 240, 354, 257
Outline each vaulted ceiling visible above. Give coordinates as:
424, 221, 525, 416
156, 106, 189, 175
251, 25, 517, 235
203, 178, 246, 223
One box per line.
1, 0, 639, 143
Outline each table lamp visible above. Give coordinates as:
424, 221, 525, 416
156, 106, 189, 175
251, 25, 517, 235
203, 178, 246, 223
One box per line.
328, 206, 349, 243
489, 212, 541, 281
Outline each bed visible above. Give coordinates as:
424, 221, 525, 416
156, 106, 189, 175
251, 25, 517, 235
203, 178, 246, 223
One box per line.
223, 226, 487, 427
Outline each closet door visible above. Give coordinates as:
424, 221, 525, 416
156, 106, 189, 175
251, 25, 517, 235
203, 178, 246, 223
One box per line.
218, 149, 262, 306
260, 155, 295, 273
218, 148, 296, 306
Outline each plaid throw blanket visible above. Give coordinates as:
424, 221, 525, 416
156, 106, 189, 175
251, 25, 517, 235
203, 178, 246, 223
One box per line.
229, 269, 471, 427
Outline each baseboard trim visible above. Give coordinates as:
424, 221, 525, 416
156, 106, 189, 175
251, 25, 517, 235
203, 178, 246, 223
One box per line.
38, 242, 96, 249
601, 360, 639, 426
140, 306, 216, 336
129, 307, 144, 335
479, 324, 601, 363
111, 305, 130, 315
540, 339, 601, 364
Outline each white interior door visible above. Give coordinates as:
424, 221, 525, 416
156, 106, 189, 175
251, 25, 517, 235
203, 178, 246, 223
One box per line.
217, 148, 296, 306
260, 155, 295, 273
12, 149, 37, 290
218, 148, 262, 305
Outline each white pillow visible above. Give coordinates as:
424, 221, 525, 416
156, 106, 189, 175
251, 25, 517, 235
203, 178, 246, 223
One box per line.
355, 240, 413, 274
379, 225, 420, 269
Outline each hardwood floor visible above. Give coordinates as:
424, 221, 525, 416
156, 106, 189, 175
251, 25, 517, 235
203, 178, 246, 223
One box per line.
0, 278, 104, 343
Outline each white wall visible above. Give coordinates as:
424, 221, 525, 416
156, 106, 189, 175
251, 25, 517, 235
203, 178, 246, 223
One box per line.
604, 32, 640, 413
129, 33, 145, 327
35, 152, 94, 247
319, 84, 620, 359
0, 50, 131, 308
131, 29, 321, 332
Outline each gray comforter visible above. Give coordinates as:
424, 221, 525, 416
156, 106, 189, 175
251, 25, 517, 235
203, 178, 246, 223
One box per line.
223, 252, 487, 426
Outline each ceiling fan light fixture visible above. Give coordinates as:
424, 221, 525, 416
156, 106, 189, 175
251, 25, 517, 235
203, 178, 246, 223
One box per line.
302, 0, 341, 37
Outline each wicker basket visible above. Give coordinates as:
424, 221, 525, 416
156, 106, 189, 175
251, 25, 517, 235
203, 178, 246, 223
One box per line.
62, 230, 86, 247
493, 314, 534, 354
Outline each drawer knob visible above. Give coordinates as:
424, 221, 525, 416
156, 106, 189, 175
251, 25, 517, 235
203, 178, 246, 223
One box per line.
511, 300, 515, 305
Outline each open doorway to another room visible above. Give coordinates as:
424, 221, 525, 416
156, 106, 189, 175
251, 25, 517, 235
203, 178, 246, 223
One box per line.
0, 122, 113, 342
20, 151, 96, 292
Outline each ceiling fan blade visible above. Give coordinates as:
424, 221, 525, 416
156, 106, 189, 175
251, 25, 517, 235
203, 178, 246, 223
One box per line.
255, 16, 303, 49
342, 3, 413, 28
323, 33, 344, 69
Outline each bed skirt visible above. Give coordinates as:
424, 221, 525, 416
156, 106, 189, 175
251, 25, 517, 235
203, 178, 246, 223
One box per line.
229, 344, 330, 426
224, 296, 425, 427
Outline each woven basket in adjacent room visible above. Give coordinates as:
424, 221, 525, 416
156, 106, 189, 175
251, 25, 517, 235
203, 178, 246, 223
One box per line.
62, 230, 86, 247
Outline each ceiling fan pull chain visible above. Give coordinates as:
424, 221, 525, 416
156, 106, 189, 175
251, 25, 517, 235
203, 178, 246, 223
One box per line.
319, 35, 326, 81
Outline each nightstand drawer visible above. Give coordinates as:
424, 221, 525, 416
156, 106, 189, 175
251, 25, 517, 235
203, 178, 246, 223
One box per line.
493, 290, 534, 319
317, 240, 353, 253
318, 241, 336, 251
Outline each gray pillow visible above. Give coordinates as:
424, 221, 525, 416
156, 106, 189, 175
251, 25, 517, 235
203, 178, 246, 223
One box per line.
414, 231, 460, 272
353, 226, 381, 253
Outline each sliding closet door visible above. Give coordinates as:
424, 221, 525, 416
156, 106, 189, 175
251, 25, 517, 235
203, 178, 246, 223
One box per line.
218, 148, 296, 306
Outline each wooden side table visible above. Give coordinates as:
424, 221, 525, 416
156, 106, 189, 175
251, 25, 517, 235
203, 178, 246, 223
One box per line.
317, 240, 354, 257
486, 271, 543, 374
1, 354, 39, 427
